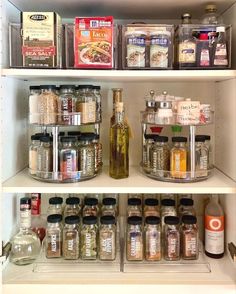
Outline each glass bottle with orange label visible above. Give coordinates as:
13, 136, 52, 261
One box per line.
170, 137, 187, 179
205, 195, 224, 258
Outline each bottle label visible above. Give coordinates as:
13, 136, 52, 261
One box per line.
200, 49, 210, 66
214, 44, 228, 66
179, 42, 196, 63
31, 193, 41, 215
205, 215, 224, 254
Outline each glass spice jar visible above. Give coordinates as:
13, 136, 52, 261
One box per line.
29, 85, 41, 124
182, 215, 199, 260
126, 216, 143, 261
37, 136, 53, 179
127, 198, 142, 217
93, 85, 102, 122
143, 134, 155, 170
178, 198, 196, 219
170, 136, 188, 179
63, 215, 80, 260
150, 136, 170, 177
80, 216, 98, 260
76, 85, 96, 124
38, 85, 58, 125
78, 134, 95, 177
46, 214, 63, 258
59, 85, 77, 125
99, 215, 116, 261
101, 197, 117, 217
47, 196, 63, 216
161, 199, 177, 228
93, 134, 103, 172
83, 197, 99, 217
29, 134, 41, 175
195, 135, 209, 178
144, 216, 161, 261
144, 198, 160, 218
164, 216, 180, 261
64, 197, 81, 219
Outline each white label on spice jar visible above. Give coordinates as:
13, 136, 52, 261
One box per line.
186, 237, 197, 254
175, 154, 181, 172
200, 155, 208, 171
168, 237, 178, 254
79, 102, 96, 123
51, 234, 57, 252
85, 233, 92, 256
101, 237, 112, 253
67, 239, 74, 251
126, 36, 146, 67
130, 235, 141, 257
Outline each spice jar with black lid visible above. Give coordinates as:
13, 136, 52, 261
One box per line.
127, 198, 142, 217
161, 198, 177, 228
126, 216, 143, 261
64, 197, 81, 218
47, 196, 63, 216
59, 85, 76, 125
144, 216, 161, 261
78, 133, 95, 177
99, 215, 116, 261
81, 216, 98, 260
181, 215, 199, 260
178, 198, 195, 218
83, 197, 99, 217
101, 197, 117, 217
164, 216, 180, 261
144, 198, 160, 217
63, 215, 80, 260
143, 134, 155, 170
46, 214, 63, 258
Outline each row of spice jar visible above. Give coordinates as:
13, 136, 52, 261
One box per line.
29, 84, 102, 125
29, 132, 102, 180
143, 135, 211, 179
46, 214, 117, 260
126, 214, 199, 261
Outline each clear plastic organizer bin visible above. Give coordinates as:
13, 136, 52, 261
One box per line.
64, 24, 119, 69
175, 24, 232, 69
122, 24, 174, 69
9, 23, 62, 68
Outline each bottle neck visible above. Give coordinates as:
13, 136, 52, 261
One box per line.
115, 110, 124, 124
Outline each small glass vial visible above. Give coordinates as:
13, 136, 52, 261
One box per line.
78, 134, 95, 177
144, 216, 161, 261
178, 198, 195, 218
143, 134, 155, 170
29, 134, 41, 175
64, 197, 81, 218
83, 197, 99, 217
182, 215, 199, 260
161, 199, 177, 228
80, 216, 98, 260
144, 198, 159, 217
47, 196, 63, 216
99, 215, 116, 261
164, 216, 180, 261
63, 215, 80, 260
126, 216, 143, 261
46, 214, 63, 258
195, 135, 209, 178
170, 137, 188, 179
101, 197, 117, 217
29, 85, 41, 124
127, 198, 142, 217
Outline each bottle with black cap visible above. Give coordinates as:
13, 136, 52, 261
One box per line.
143, 134, 155, 169
126, 216, 143, 261
144, 216, 161, 261
81, 216, 98, 260
161, 198, 177, 228
101, 197, 117, 217
59, 85, 76, 125
79, 133, 96, 177
46, 214, 63, 258
170, 136, 187, 179
182, 215, 199, 260
64, 197, 81, 218
144, 198, 160, 217
29, 134, 41, 175
127, 197, 142, 217
63, 215, 80, 260
99, 215, 116, 260
83, 197, 99, 217
195, 135, 208, 178
164, 216, 180, 261
10, 197, 41, 265
47, 196, 64, 216
178, 198, 196, 218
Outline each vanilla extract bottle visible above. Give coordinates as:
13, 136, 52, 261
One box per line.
109, 101, 129, 179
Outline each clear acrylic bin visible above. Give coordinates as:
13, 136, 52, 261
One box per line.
122, 24, 174, 69
175, 24, 232, 69
9, 23, 62, 68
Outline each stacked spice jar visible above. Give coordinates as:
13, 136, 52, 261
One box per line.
28, 84, 102, 183
126, 195, 199, 262
45, 195, 119, 261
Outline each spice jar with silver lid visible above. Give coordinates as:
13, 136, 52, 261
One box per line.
83, 197, 99, 217
181, 215, 199, 260
164, 216, 180, 261
80, 216, 98, 260
59, 85, 77, 125
127, 198, 142, 217
46, 214, 63, 258
63, 215, 80, 260
144, 216, 161, 261
99, 215, 117, 261
78, 133, 95, 177
126, 216, 143, 261
64, 197, 81, 219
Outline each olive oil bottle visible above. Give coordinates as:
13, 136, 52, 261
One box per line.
110, 88, 123, 126
109, 101, 129, 179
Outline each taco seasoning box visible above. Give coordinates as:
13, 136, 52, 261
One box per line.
74, 17, 113, 69
21, 12, 62, 68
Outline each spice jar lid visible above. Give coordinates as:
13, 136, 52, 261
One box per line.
40, 85, 57, 90
128, 198, 142, 206
180, 198, 194, 206
164, 216, 179, 225
67, 131, 81, 137
83, 215, 97, 225
47, 214, 63, 223
161, 199, 175, 207
61, 136, 77, 143
35, 132, 50, 137
182, 215, 197, 224
20, 197, 31, 206
127, 216, 142, 225
66, 197, 80, 205
172, 136, 187, 143
59, 85, 76, 90
49, 196, 63, 205
80, 133, 97, 141
100, 215, 116, 225
102, 197, 116, 206
203, 135, 211, 141
40, 136, 51, 143
59, 132, 65, 137
93, 86, 101, 90
154, 136, 168, 143
30, 85, 41, 90
78, 85, 94, 89
195, 135, 206, 142
84, 197, 98, 206
65, 215, 80, 225
31, 134, 41, 141
145, 198, 159, 206
144, 134, 155, 140
145, 216, 160, 225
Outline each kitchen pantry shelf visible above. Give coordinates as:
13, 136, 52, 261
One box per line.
2, 166, 236, 194
2, 69, 236, 82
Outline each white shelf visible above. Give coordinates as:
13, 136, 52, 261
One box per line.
2, 69, 236, 82
2, 167, 236, 194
